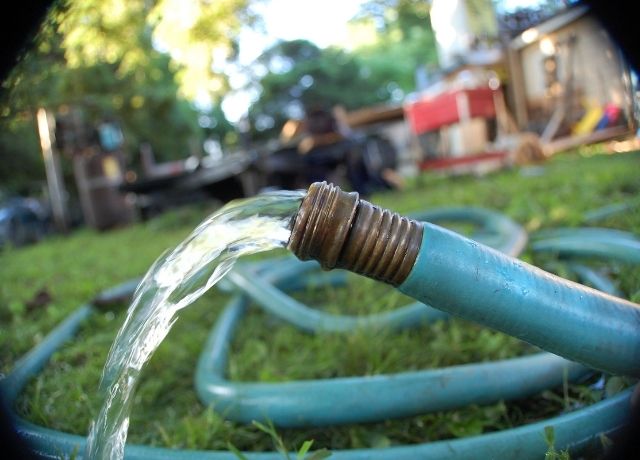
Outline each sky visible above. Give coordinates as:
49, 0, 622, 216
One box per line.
248, 0, 365, 52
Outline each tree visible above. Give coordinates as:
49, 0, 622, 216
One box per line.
0, 115, 44, 195
0, 0, 253, 192
351, 0, 438, 93
247, 40, 397, 141
57, 0, 258, 101
355, 0, 431, 38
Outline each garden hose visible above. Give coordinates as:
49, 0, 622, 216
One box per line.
288, 182, 640, 377
1, 193, 639, 458
198, 263, 587, 427
2, 278, 635, 460
398, 222, 640, 377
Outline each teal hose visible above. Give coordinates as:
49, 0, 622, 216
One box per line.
1, 305, 94, 406
563, 262, 623, 298
1, 291, 633, 460
196, 293, 588, 427
530, 227, 640, 263
227, 266, 448, 333
2, 207, 638, 458
223, 207, 530, 333
10, 386, 636, 460
400, 223, 640, 377
582, 199, 640, 223
197, 221, 637, 426
408, 207, 529, 258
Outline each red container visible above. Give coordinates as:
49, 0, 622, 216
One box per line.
404, 87, 497, 135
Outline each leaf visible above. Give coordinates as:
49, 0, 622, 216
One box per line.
252, 420, 278, 438
296, 440, 313, 459
605, 376, 629, 397
252, 420, 289, 458
366, 433, 391, 448
544, 425, 555, 448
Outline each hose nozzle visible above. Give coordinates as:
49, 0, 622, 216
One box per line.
288, 182, 423, 286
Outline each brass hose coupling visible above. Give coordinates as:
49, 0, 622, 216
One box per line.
288, 181, 423, 286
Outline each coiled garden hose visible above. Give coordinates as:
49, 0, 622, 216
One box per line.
2, 278, 635, 460
288, 182, 640, 377
198, 263, 587, 427
1, 190, 639, 458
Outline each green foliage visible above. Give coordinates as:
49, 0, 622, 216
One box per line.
355, 0, 431, 36
544, 426, 571, 460
230, 422, 331, 460
248, 40, 396, 139
0, 115, 43, 193
57, 0, 256, 101
2, 152, 638, 456
349, 0, 437, 90
0, 0, 246, 190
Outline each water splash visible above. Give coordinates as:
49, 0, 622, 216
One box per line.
85, 190, 305, 459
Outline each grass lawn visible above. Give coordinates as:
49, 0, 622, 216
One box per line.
1, 150, 639, 457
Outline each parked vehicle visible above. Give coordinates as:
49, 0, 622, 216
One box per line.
0, 197, 50, 248
255, 108, 401, 196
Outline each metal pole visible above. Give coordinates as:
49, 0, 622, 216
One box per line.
36, 107, 68, 232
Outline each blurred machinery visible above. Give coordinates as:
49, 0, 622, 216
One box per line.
51, 109, 135, 230
253, 106, 401, 196
42, 107, 259, 227
119, 143, 256, 220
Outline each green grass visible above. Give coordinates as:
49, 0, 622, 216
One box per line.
2, 151, 639, 456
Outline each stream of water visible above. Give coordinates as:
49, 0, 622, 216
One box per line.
85, 190, 305, 459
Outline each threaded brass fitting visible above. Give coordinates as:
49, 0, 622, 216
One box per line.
288, 182, 423, 286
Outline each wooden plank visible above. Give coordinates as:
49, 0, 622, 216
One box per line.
545, 126, 631, 155
343, 105, 404, 128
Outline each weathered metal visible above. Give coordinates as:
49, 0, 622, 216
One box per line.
288, 181, 423, 286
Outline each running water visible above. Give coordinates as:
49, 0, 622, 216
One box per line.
85, 190, 305, 460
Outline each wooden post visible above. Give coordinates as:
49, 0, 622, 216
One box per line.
505, 45, 529, 130
36, 108, 68, 232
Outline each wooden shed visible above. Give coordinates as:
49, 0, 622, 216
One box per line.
507, 5, 635, 148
